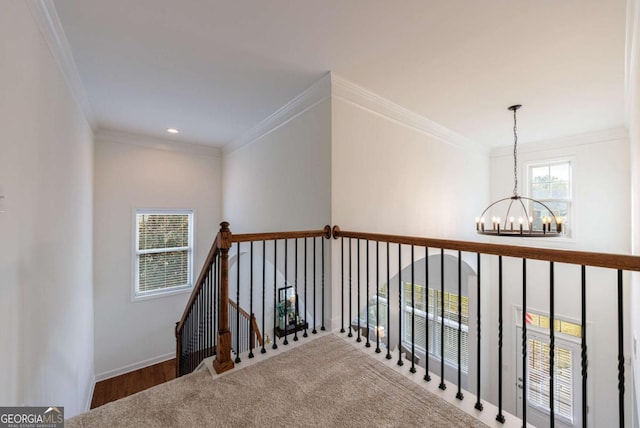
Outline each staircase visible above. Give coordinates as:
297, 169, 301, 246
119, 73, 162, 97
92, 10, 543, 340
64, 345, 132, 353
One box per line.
176, 221, 640, 427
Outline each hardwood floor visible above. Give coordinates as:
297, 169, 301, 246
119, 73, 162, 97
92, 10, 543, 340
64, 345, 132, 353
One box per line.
90, 359, 176, 409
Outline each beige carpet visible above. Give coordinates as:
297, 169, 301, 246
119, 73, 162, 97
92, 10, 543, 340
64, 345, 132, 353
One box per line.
68, 334, 488, 427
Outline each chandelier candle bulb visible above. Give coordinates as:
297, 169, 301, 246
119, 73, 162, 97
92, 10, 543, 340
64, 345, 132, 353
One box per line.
475, 217, 480, 231
480, 218, 485, 232
509, 217, 514, 231
519, 217, 523, 234
496, 217, 501, 234
556, 217, 563, 234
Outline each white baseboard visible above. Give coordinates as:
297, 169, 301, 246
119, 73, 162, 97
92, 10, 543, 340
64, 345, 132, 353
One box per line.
329, 316, 342, 331
94, 352, 175, 382
83, 377, 96, 413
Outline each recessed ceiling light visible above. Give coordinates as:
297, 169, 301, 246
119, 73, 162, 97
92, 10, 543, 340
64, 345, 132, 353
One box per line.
166, 128, 179, 134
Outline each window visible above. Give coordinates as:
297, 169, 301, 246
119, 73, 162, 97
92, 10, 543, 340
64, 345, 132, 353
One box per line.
403, 283, 469, 372
527, 338, 574, 422
134, 209, 194, 299
528, 161, 572, 235
518, 309, 582, 424
356, 281, 469, 372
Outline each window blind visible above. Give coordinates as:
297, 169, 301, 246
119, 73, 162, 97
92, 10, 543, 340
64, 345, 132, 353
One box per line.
403, 283, 469, 372
527, 338, 573, 422
136, 211, 193, 296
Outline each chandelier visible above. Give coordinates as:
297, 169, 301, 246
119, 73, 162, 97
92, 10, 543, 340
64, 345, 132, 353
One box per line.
476, 105, 561, 237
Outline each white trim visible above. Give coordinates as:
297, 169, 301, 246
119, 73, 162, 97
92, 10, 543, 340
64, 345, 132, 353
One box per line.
513, 306, 584, 345
330, 73, 488, 155
524, 158, 574, 240
83, 377, 96, 412
26, 0, 96, 128
96, 128, 221, 157
490, 128, 629, 158
94, 353, 175, 382
512, 305, 595, 428
223, 71, 488, 156
133, 209, 195, 301
515, 326, 580, 426
223, 73, 332, 155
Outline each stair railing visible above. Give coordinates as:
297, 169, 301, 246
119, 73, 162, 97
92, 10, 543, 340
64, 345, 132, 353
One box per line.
175, 222, 231, 376
332, 225, 640, 428
176, 222, 331, 376
229, 299, 263, 357
227, 225, 332, 364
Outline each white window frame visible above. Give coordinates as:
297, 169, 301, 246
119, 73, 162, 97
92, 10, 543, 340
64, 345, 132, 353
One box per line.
526, 159, 573, 238
133, 208, 194, 301
525, 333, 576, 424
514, 307, 585, 427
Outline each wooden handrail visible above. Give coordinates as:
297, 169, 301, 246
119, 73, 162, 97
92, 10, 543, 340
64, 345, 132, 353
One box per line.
229, 299, 263, 347
177, 222, 330, 376
251, 314, 263, 347
332, 226, 640, 272
232, 225, 332, 243
176, 231, 222, 335
229, 299, 251, 320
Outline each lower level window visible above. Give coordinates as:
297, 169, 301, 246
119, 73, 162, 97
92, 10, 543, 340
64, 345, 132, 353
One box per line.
518, 309, 581, 424
134, 209, 193, 299
403, 283, 469, 372
528, 338, 574, 421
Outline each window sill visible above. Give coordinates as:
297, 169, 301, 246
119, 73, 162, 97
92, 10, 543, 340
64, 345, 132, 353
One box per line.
132, 285, 193, 302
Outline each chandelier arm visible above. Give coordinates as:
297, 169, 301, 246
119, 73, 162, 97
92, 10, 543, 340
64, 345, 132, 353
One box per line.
517, 197, 559, 226
478, 196, 516, 220
503, 199, 516, 229
516, 197, 531, 227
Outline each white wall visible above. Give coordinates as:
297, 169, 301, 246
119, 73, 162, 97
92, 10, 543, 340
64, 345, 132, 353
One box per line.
628, 2, 640, 426
331, 96, 489, 239
489, 134, 631, 426
490, 132, 631, 252
93, 132, 221, 378
222, 98, 332, 233
222, 90, 332, 332
330, 93, 490, 329
0, 1, 93, 416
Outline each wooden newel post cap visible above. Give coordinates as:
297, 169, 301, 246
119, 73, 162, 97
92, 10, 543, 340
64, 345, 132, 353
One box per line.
220, 221, 230, 232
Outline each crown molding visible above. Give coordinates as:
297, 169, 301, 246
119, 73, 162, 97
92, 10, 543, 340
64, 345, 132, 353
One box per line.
26, 0, 96, 129
490, 127, 629, 158
95, 128, 221, 157
223, 73, 331, 155
223, 71, 487, 157
330, 73, 488, 155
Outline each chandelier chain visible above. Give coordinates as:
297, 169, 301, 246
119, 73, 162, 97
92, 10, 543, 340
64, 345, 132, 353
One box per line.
513, 107, 518, 197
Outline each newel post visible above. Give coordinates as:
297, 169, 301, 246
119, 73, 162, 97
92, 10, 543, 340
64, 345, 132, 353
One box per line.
213, 221, 235, 374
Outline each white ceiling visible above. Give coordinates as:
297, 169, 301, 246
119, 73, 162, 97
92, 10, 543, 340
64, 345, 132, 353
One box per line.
53, 0, 627, 148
